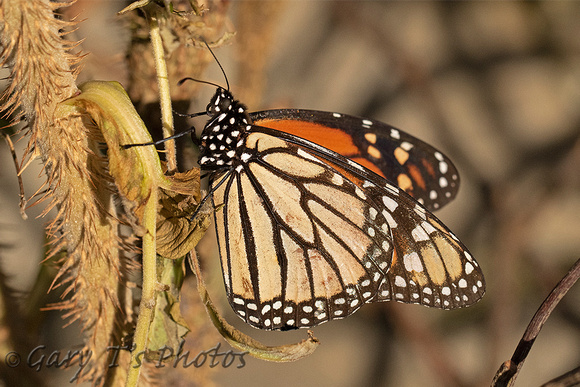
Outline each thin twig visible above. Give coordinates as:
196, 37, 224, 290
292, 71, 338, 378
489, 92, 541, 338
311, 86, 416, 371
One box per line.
149, 11, 177, 172
492, 257, 580, 386
541, 365, 580, 387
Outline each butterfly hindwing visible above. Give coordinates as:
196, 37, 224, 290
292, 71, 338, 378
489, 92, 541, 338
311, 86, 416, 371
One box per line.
210, 126, 484, 330
211, 131, 392, 330
272, 127, 485, 309
251, 109, 459, 211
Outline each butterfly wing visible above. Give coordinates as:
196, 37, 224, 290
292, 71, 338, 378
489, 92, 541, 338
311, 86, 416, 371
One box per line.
210, 126, 484, 331
251, 109, 459, 211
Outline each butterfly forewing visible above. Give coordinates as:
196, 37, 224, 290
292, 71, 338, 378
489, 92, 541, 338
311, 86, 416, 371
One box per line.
361, 177, 485, 308
251, 109, 460, 211
209, 126, 484, 330
270, 127, 485, 309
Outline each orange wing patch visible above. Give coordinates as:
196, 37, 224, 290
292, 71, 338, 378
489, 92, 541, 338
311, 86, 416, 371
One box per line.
407, 164, 426, 191
257, 119, 359, 159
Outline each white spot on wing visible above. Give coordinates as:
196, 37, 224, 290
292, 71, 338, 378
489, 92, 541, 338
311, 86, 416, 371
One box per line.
297, 148, 323, 164
381, 240, 390, 253
395, 276, 406, 287
382, 196, 398, 211
347, 159, 365, 171
332, 173, 344, 185
414, 204, 427, 220
382, 210, 398, 228
411, 225, 430, 242
422, 221, 437, 234
403, 252, 424, 272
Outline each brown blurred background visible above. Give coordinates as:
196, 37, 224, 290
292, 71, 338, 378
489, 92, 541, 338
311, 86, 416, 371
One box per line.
1, 1, 579, 386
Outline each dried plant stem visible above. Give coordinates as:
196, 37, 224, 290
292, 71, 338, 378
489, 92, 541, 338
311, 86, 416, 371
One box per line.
127, 188, 159, 386
126, 10, 178, 385
492, 257, 580, 386
2, 133, 28, 219
1, 1, 131, 384
149, 12, 177, 172
541, 365, 580, 387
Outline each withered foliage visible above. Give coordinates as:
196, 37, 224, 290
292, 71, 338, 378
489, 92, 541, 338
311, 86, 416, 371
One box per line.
0, 1, 225, 385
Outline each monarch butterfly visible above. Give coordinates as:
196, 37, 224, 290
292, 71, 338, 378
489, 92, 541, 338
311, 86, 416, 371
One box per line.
129, 51, 485, 331
194, 88, 485, 331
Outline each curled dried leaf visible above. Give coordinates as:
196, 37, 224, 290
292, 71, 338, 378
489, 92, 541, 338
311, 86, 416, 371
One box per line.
147, 257, 190, 357
64, 81, 209, 257
62, 81, 169, 228
158, 169, 210, 259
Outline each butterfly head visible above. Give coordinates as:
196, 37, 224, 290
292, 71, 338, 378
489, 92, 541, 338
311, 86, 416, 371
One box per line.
206, 87, 233, 115
198, 88, 252, 169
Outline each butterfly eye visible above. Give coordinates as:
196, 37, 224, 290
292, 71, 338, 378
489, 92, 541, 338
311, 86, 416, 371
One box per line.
206, 87, 233, 115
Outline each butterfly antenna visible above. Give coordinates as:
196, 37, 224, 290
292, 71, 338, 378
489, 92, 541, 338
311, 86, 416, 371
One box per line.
202, 40, 229, 91
177, 77, 222, 89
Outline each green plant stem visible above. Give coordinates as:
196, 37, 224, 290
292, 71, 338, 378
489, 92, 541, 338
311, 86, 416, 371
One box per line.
126, 11, 176, 385
149, 12, 177, 172
126, 188, 159, 386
